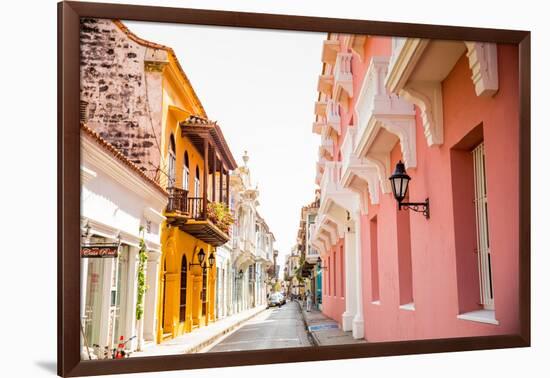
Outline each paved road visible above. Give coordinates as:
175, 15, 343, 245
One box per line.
207, 301, 312, 352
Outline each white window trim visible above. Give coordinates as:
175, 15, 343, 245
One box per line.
371, 300, 381, 305
457, 309, 499, 325
399, 302, 415, 311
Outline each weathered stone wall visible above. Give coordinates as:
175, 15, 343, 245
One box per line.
80, 18, 163, 180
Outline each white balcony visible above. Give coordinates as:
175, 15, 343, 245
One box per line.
319, 137, 334, 160
353, 56, 416, 191
340, 126, 381, 212
321, 40, 340, 65
325, 99, 341, 136
319, 161, 360, 222
310, 213, 344, 255
334, 52, 353, 104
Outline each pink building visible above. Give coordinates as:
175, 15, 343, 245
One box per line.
310, 34, 519, 342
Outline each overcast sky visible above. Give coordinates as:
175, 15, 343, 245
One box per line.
124, 20, 325, 272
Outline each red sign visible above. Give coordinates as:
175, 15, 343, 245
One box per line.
80, 244, 119, 258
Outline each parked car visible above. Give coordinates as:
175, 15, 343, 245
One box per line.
278, 293, 287, 305
267, 293, 284, 308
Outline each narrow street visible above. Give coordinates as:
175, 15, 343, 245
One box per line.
205, 301, 311, 352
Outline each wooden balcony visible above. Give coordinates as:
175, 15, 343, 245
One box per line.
165, 189, 230, 247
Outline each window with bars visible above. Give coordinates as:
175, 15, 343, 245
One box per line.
472, 142, 494, 310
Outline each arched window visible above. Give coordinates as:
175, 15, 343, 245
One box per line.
179, 255, 188, 322
168, 134, 176, 188
183, 151, 190, 190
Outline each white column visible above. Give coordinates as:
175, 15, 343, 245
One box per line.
341, 226, 357, 331
99, 258, 115, 349
143, 250, 160, 342
124, 248, 139, 350
352, 212, 365, 339
80, 252, 90, 358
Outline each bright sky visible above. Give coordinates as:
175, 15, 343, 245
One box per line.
124, 20, 325, 274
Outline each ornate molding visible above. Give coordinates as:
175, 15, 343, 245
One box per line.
365, 153, 392, 194
465, 42, 499, 97
377, 116, 417, 168
399, 81, 444, 146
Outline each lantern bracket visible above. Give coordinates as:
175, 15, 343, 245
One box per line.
398, 198, 430, 219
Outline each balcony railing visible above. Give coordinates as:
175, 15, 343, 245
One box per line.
166, 187, 189, 214
166, 190, 231, 247
325, 99, 341, 135
334, 53, 353, 100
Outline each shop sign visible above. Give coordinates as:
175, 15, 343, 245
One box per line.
80, 244, 119, 258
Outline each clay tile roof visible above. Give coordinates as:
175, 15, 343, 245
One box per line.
80, 123, 168, 197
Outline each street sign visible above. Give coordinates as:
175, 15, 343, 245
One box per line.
308, 323, 339, 331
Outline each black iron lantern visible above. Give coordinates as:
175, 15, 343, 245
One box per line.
197, 249, 206, 265
389, 161, 410, 203
208, 252, 215, 268
389, 160, 430, 219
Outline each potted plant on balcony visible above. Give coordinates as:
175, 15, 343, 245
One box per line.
206, 202, 235, 234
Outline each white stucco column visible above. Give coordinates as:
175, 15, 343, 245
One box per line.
143, 250, 160, 343
341, 226, 357, 331
124, 247, 139, 351
352, 212, 365, 339
80, 245, 90, 358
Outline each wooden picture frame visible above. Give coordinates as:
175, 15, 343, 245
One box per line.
58, 1, 530, 376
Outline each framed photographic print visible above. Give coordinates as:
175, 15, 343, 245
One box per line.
58, 1, 530, 376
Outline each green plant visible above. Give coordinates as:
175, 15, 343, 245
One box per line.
206, 202, 235, 233
136, 226, 148, 321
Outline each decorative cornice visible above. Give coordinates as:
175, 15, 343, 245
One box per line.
465, 42, 499, 97
399, 82, 443, 146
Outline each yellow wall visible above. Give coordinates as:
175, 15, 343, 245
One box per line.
155, 58, 218, 343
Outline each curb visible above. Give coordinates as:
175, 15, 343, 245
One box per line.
296, 300, 320, 347
187, 306, 267, 353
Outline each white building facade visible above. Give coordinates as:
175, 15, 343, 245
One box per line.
80, 126, 167, 359
225, 152, 275, 314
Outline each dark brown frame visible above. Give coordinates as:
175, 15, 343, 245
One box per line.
58, 1, 531, 376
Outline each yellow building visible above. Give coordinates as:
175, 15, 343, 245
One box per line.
111, 21, 238, 343
158, 57, 237, 342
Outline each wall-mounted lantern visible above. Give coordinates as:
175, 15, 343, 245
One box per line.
190, 249, 215, 271
389, 161, 429, 219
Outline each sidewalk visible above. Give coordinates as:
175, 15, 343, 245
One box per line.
132, 305, 266, 357
297, 301, 367, 346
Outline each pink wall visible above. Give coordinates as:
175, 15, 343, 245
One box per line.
322, 35, 392, 328
321, 239, 345, 325
358, 44, 520, 342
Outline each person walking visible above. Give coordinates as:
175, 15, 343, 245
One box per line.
306, 289, 312, 312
